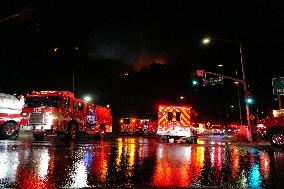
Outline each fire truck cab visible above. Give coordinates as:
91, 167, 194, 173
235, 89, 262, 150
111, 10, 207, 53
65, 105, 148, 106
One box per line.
20, 91, 112, 140
120, 118, 157, 135
157, 105, 198, 143
257, 109, 284, 147
120, 117, 146, 134
0, 93, 24, 139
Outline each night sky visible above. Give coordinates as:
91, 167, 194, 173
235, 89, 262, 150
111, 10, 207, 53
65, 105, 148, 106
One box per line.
1, 0, 283, 125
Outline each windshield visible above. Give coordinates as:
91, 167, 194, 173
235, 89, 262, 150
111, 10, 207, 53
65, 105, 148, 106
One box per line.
25, 96, 62, 108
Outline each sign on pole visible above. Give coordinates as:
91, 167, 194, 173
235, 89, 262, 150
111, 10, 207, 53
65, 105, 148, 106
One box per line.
272, 77, 284, 95
196, 70, 205, 77
249, 114, 255, 120
208, 77, 224, 85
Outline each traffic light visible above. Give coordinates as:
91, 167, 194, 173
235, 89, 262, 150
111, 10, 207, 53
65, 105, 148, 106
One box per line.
192, 79, 199, 86
191, 72, 199, 86
245, 96, 255, 104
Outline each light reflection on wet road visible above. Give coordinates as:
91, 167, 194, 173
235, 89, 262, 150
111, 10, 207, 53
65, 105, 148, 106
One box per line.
0, 136, 284, 188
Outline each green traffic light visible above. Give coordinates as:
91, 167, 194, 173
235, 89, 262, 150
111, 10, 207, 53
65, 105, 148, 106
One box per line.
245, 97, 255, 104
192, 79, 199, 86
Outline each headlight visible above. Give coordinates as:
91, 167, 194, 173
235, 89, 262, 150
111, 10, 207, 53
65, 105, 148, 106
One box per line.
256, 124, 266, 129
45, 113, 57, 125
45, 112, 52, 116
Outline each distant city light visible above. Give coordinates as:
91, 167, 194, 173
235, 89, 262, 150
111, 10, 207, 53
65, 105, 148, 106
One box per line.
230, 105, 234, 108
180, 96, 184, 100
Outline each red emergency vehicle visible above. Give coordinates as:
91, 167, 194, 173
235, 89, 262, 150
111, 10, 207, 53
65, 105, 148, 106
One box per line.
120, 117, 157, 135
20, 91, 112, 140
257, 109, 284, 147
147, 120, 158, 135
0, 93, 24, 139
157, 105, 198, 143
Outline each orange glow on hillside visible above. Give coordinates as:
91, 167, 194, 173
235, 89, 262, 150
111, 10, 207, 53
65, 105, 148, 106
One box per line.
132, 54, 167, 71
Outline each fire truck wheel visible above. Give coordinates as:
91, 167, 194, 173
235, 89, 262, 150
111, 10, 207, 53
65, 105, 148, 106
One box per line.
270, 129, 284, 147
0, 122, 18, 140
67, 123, 78, 141
33, 134, 44, 141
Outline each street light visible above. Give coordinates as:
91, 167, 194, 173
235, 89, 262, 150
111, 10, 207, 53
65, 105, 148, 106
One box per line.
202, 37, 211, 45
202, 37, 252, 142
84, 96, 91, 102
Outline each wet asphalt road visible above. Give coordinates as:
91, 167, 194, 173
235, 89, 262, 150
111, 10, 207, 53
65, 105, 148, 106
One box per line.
0, 134, 284, 188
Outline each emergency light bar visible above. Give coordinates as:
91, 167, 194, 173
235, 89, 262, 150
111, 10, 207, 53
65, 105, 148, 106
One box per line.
31, 91, 74, 97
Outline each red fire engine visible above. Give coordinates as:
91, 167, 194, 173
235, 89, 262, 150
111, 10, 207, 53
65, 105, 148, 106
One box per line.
20, 91, 112, 140
120, 117, 157, 135
0, 93, 24, 139
257, 109, 284, 147
157, 105, 198, 143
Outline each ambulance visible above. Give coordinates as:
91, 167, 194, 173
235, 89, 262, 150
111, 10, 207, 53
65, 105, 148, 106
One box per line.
157, 105, 198, 143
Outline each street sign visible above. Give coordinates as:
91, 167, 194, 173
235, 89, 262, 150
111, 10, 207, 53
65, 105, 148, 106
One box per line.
249, 114, 255, 120
196, 70, 205, 77
208, 77, 223, 85
272, 77, 284, 95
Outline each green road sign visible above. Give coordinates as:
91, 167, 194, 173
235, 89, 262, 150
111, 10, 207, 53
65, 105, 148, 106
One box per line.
208, 77, 223, 85
272, 77, 284, 95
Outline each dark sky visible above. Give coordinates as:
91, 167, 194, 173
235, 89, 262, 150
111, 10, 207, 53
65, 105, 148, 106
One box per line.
1, 0, 283, 124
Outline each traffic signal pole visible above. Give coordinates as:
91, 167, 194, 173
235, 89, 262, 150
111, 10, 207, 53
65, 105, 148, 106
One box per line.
239, 43, 252, 142
201, 37, 252, 142
205, 71, 244, 84
202, 69, 253, 142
